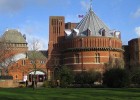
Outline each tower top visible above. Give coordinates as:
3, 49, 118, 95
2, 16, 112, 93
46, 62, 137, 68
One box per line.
89, 0, 92, 10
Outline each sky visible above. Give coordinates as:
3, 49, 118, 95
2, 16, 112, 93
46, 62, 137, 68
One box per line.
0, 0, 140, 50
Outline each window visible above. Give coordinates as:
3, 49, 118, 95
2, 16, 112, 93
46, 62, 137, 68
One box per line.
99, 28, 105, 36
95, 53, 100, 63
87, 29, 91, 36
15, 75, 18, 79
0, 70, 2, 76
40, 60, 45, 64
30, 60, 34, 64
22, 60, 26, 66
75, 54, 79, 63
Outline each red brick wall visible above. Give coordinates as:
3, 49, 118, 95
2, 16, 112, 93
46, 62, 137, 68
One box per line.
48, 16, 65, 67
62, 37, 123, 72
65, 22, 78, 30
63, 37, 122, 49
128, 38, 140, 68
8, 59, 47, 81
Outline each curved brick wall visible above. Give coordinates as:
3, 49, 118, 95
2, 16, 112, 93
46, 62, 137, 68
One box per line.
62, 37, 123, 72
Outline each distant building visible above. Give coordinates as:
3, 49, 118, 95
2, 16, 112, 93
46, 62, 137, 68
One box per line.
0, 29, 48, 82
124, 38, 140, 69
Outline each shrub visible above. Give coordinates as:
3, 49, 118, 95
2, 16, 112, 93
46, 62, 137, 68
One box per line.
103, 68, 130, 88
0, 76, 13, 80
43, 80, 57, 88
59, 66, 74, 88
74, 71, 101, 85
130, 68, 140, 85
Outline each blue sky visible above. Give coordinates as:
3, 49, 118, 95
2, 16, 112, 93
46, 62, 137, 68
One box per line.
0, 0, 140, 50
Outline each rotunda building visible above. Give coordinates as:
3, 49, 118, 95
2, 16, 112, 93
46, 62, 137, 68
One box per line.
63, 8, 123, 72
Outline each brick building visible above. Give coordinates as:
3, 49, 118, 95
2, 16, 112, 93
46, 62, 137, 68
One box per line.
123, 38, 140, 69
47, 6, 123, 79
0, 29, 48, 82
0, 3, 124, 82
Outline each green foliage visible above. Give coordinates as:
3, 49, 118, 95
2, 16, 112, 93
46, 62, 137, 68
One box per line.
74, 71, 101, 85
105, 57, 124, 70
130, 68, 140, 85
42, 80, 51, 88
103, 68, 130, 88
43, 80, 57, 88
0, 76, 13, 79
59, 66, 74, 88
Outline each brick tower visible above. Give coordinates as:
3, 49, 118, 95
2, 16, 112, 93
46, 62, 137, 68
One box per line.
47, 16, 65, 80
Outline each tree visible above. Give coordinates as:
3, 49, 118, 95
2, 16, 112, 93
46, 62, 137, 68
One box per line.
59, 66, 74, 88
28, 39, 45, 90
74, 71, 101, 85
130, 68, 140, 85
105, 56, 124, 70
0, 37, 15, 75
103, 68, 130, 88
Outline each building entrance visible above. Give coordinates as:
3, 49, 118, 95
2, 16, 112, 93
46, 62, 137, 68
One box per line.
28, 71, 46, 82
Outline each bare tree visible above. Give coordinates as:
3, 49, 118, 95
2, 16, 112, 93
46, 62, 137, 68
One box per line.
28, 39, 45, 90
105, 56, 124, 70
0, 37, 15, 75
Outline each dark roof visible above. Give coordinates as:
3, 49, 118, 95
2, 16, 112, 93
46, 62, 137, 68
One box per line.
27, 50, 48, 59
1, 29, 27, 43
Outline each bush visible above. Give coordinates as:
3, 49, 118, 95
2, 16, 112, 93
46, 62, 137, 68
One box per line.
43, 80, 57, 88
130, 68, 140, 85
74, 71, 101, 86
59, 66, 74, 88
0, 76, 13, 80
103, 68, 130, 88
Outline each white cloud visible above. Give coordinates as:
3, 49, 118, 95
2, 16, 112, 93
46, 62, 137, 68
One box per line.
65, 14, 79, 23
0, 0, 71, 15
80, 1, 90, 11
34, 0, 71, 8
0, 0, 25, 13
133, 8, 140, 18
135, 27, 140, 36
26, 34, 48, 50
19, 20, 48, 50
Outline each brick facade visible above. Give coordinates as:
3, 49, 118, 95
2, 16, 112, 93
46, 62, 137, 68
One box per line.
8, 59, 47, 82
0, 30, 48, 83
47, 16, 123, 79
123, 38, 140, 69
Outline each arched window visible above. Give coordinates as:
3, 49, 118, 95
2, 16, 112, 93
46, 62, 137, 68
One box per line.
15, 75, 18, 79
95, 53, 100, 63
99, 28, 105, 36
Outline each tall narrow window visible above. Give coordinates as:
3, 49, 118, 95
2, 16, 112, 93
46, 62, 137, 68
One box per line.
75, 54, 79, 63
40, 60, 45, 64
87, 29, 91, 36
22, 60, 25, 66
15, 75, 18, 79
0, 70, 2, 76
95, 53, 100, 63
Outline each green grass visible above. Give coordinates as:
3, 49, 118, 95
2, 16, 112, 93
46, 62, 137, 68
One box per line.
0, 88, 139, 100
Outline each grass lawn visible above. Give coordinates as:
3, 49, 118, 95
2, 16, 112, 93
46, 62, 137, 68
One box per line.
0, 88, 139, 100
